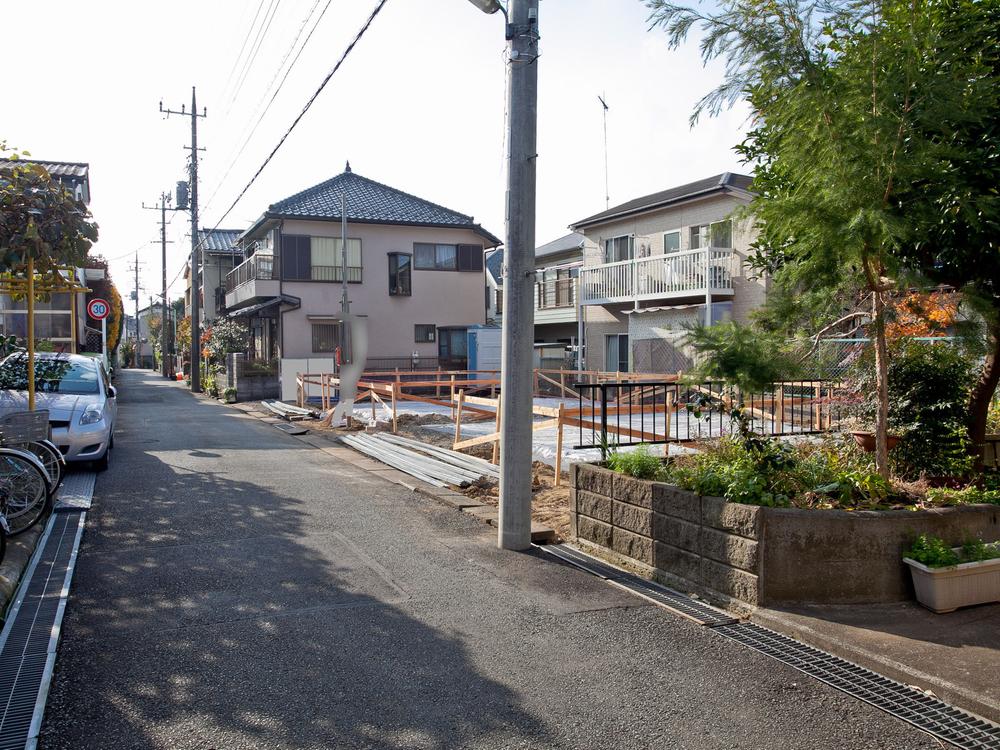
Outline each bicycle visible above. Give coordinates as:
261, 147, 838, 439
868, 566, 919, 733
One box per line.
0, 411, 55, 566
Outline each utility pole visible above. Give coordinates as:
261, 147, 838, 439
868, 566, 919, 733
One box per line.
161, 87, 207, 391
143, 192, 178, 378
498, 0, 540, 550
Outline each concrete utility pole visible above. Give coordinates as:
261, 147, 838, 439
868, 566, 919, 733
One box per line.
498, 0, 540, 550
143, 192, 177, 377
161, 87, 207, 390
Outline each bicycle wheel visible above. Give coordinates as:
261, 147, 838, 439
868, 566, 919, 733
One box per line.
23, 440, 64, 492
0, 448, 52, 536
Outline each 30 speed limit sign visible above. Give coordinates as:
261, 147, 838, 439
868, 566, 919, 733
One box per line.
88, 298, 111, 321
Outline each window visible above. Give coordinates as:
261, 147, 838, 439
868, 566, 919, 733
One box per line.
311, 323, 341, 353
388, 253, 412, 296
415, 324, 436, 343
413, 243, 483, 271
605, 333, 629, 373
603, 235, 633, 263
690, 220, 732, 250
281, 234, 362, 281
495, 288, 503, 313
438, 327, 468, 360
663, 231, 681, 254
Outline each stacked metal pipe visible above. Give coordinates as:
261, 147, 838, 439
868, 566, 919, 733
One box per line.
339, 433, 498, 488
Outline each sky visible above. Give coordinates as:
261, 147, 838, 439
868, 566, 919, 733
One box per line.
4, 0, 750, 306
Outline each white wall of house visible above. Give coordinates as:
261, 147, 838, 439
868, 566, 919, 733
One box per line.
578, 192, 764, 371
274, 219, 492, 361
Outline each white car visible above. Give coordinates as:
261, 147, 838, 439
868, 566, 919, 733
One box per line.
0, 353, 117, 470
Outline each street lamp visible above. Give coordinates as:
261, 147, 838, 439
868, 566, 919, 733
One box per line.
467, 0, 539, 551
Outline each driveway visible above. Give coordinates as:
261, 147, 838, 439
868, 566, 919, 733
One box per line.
40, 369, 938, 749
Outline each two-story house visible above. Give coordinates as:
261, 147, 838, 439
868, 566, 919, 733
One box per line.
224, 164, 501, 397
570, 173, 763, 373
485, 231, 585, 344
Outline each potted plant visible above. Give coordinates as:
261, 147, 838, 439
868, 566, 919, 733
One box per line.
223, 387, 237, 404
903, 535, 1000, 613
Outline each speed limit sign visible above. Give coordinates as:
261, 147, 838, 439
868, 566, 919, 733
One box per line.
88, 298, 111, 321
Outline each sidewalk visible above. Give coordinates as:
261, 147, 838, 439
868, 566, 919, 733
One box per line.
753, 601, 1000, 724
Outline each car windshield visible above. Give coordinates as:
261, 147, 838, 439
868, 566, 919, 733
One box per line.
0, 358, 101, 395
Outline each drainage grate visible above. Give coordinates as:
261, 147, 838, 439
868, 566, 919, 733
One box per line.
538, 544, 737, 626
53, 472, 96, 513
714, 622, 1000, 750
0, 511, 86, 750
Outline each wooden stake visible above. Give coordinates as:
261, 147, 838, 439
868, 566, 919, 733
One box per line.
27, 257, 35, 411
391, 381, 398, 433
492, 393, 502, 464
554, 402, 564, 487
454, 389, 465, 446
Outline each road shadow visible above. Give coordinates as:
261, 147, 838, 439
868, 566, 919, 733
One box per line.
40, 371, 554, 749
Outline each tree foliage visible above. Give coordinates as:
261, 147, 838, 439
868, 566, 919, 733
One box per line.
0, 143, 98, 277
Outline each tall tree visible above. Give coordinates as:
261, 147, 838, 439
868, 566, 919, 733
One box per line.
646, 0, 999, 477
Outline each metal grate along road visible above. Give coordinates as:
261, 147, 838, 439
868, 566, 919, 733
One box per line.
0, 511, 86, 750
538, 543, 1000, 749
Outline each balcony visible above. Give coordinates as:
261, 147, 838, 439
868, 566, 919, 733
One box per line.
224, 254, 279, 310
534, 277, 578, 324
580, 248, 737, 306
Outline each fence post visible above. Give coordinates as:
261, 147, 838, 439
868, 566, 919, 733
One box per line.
600, 384, 609, 459
559, 368, 566, 398
450, 375, 457, 419
813, 383, 821, 430
436, 367, 442, 398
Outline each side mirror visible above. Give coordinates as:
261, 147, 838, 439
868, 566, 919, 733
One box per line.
108, 386, 117, 399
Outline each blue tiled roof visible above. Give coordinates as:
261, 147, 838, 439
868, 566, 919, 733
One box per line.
264, 164, 501, 245
485, 248, 504, 285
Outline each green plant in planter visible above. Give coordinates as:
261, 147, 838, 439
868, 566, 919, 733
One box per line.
606, 444, 667, 481
223, 386, 237, 403
906, 534, 1000, 568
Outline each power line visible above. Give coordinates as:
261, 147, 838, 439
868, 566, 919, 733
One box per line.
220, 0, 268, 104
202, 0, 391, 245
227, 0, 283, 115
203, 0, 334, 215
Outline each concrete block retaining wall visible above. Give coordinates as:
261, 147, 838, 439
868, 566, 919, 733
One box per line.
571, 462, 1000, 606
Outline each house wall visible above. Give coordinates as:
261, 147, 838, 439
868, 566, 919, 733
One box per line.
579, 192, 765, 371
275, 219, 492, 360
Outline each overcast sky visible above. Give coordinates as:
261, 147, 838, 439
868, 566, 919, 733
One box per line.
5, 0, 749, 304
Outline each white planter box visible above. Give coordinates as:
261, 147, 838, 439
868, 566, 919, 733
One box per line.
903, 550, 1000, 614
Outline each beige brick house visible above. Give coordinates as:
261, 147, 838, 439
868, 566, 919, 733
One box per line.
223, 164, 500, 397
570, 173, 764, 373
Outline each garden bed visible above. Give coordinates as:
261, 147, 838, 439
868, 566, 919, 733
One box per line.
571, 461, 1000, 607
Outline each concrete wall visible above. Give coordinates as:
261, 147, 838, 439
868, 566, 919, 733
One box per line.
571, 462, 1000, 606
277, 219, 493, 360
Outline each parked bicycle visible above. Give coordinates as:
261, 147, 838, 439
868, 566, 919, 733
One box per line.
0, 410, 55, 565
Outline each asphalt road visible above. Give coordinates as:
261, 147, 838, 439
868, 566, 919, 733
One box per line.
40, 370, 939, 749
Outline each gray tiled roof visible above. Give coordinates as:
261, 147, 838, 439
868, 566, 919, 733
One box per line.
571, 173, 754, 229
197, 228, 242, 254
0, 159, 90, 203
264, 164, 501, 245
536, 231, 585, 259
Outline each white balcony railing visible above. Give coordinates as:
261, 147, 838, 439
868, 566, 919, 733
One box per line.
580, 248, 737, 305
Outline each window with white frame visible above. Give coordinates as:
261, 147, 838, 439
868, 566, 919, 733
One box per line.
690, 220, 732, 250
605, 333, 629, 373
603, 235, 633, 263
663, 231, 681, 254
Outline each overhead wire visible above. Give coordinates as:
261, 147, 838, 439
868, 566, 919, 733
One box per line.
202, 0, 334, 216
198, 0, 391, 255
226, 0, 283, 116
219, 0, 269, 105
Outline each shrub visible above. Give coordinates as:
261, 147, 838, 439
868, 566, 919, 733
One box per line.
853, 339, 975, 479
606, 445, 666, 481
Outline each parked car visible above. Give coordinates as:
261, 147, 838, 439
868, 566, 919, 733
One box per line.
0, 353, 117, 470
